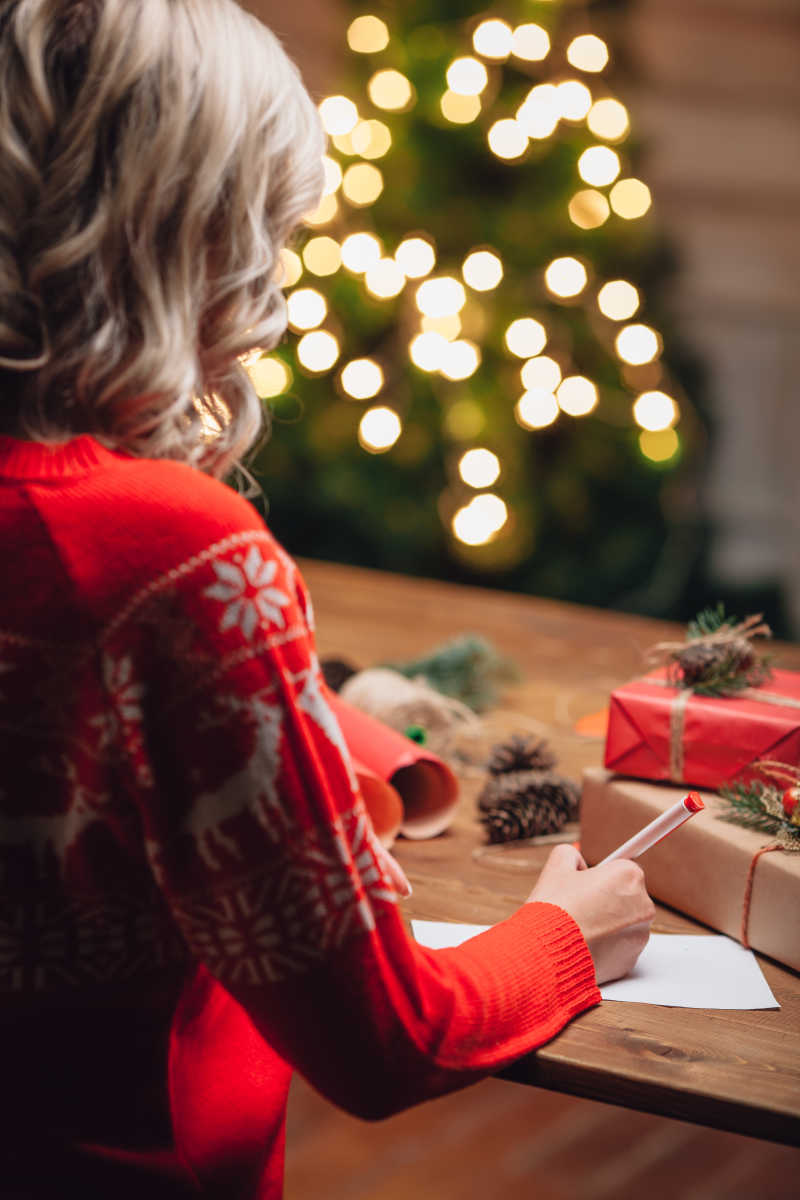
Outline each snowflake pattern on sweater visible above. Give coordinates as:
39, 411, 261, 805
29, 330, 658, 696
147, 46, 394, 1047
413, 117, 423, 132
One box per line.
0, 527, 396, 993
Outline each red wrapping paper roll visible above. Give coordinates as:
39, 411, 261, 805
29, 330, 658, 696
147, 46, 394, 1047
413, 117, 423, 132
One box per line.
327, 691, 460, 839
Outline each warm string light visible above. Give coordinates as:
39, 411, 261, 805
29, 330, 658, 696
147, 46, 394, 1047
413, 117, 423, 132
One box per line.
301, 7, 676, 497
359, 406, 402, 451
452, 493, 508, 545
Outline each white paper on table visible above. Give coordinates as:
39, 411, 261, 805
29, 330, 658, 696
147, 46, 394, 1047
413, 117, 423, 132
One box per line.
410, 921, 779, 1010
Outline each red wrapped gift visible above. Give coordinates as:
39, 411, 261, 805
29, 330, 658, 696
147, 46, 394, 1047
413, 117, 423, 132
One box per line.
604, 667, 800, 790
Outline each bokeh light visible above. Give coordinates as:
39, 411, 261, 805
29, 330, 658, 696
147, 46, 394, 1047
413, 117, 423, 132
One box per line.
633, 390, 678, 431
440, 91, 482, 123
515, 389, 559, 429
359, 405, 402, 451
247, 356, 292, 398
278, 248, 303, 288
368, 69, 414, 111
319, 95, 358, 136
597, 280, 640, 320
364, 256, 405, 298
415, 276, 466, 317
472, 18, 513, 60
639, 428, 680, 462
409, 331, 448, 372
521, 355, 562, 392
459, 448, 501, 488
567, 34, 609, 73
557, 375, 598, 416
342, 162, 384, 206
321, 156, 343, 195
341, 357, 384, 399
556, 80, 593, 121
452, 493, 508, 544
286, 287, 327, 331
488, 119, 528, 159
421, 314, 461, 340
347, 15, 389, 54
446, 56, 489, 95
545, 256, 588, 297
341, 232, 382, 273
352, 118, 392, 159
302, 236, 341, 276
505, 318, 547, 358
439, 339, 481, 381
577, 145, 621, 186
395, 237, 436, 278
568, 188, 610, 228
462, 250, 503, 291
297, 330, 340, 373
615, 323, 662, 365
511, 24, 550, 61
517, 84, 559, 139
304, 193, 338, 226
610, 178, 652, 218
588, 98, 629, 141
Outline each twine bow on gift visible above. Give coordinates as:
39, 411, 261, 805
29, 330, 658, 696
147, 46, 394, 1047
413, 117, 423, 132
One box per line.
645, 608, 800, 784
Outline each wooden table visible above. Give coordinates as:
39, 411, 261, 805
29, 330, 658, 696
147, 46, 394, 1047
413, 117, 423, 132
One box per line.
300, 558, 800, 1149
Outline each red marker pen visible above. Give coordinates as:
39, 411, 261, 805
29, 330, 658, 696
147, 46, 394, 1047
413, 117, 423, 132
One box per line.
598, 791, 704, 865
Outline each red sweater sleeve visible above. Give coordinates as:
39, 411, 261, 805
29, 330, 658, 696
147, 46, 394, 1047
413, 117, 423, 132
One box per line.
122, 516, 599, 1119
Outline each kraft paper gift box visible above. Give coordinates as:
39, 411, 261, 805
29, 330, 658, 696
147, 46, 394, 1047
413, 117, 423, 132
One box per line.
604, 667, 800, 790
580, 766, 800, 973
327, 691, 460, 841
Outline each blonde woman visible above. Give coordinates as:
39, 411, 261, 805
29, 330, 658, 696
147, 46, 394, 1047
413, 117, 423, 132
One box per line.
0, 2, 654, 1196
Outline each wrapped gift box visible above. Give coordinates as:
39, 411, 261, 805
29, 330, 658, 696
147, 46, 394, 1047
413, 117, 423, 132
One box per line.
581, 766, 800, 972
604, 667, 800, 790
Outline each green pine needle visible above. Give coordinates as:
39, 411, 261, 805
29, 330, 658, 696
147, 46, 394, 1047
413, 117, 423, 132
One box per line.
386, 634, 519, 713
718, 781, 798, 839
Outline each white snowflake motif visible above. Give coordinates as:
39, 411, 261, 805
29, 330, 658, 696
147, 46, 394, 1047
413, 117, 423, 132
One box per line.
102, 654, 144, 722
297, 664, 358, 793
204, 545, 290, 640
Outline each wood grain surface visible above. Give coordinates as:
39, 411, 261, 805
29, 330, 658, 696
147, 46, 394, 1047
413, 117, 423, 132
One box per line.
299, 558, 800, 1146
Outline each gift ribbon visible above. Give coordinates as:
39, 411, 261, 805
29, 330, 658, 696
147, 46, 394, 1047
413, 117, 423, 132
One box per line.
650, 679, 800, 784
739, 838, 799, 948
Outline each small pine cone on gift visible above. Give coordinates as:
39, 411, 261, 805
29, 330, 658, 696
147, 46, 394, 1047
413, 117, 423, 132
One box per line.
675, 642, 723, 685
487, 734, 557, 776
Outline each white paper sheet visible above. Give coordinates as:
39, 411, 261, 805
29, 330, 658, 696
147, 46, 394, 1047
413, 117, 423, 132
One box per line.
410, 922, 779, 1010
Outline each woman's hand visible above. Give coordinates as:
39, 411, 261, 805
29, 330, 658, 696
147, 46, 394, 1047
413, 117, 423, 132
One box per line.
526, 843, 655, 984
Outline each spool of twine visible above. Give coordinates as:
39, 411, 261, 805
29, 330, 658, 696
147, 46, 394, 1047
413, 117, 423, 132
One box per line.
339, 667, 482, 760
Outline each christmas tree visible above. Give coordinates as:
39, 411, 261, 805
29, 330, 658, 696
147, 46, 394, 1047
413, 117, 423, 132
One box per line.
248, 0, 705, 611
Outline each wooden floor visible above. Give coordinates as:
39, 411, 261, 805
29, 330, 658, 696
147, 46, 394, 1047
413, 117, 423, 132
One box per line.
285, 1074, 800, 1199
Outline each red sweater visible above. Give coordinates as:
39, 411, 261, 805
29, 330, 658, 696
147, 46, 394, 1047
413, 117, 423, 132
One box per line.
0, 433, 600, 1198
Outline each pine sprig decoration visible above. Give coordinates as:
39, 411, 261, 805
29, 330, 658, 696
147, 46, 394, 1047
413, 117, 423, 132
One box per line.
649, 605, 772, 697
718, 761, 800, 847
386, 635, 519, 713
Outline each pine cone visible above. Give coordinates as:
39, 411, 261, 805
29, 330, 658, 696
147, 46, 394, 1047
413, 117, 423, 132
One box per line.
487, 734, 556, 776
321, 657, 359, 692
481, 795, 569, 843
478, 772, 579, 823
675, 642, 722, 684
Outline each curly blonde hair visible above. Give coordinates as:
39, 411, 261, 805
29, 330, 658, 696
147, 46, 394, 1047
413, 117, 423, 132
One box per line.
0, 0, 324, 476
